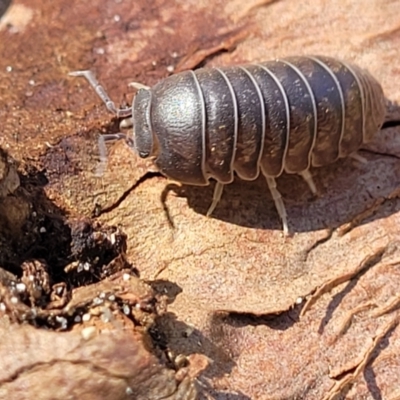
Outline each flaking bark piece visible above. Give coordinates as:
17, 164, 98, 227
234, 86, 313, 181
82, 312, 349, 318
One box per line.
0, 269, 202, 398
0, 318, 199, 400
0, 148, 19, 198
64, 271, 154, 310
63, 271, 162, 331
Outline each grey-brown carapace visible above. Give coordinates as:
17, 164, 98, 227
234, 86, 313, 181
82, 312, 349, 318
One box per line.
70, 55, 386, 234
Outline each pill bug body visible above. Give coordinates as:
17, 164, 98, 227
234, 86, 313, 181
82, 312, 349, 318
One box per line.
70, 55, 386, 233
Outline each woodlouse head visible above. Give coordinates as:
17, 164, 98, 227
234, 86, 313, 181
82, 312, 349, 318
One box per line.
130, 88, 159, 160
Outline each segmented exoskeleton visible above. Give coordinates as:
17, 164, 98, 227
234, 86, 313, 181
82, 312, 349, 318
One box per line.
70, 55, 386, 233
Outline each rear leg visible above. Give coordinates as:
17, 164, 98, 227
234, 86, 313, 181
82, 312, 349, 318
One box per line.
206, 182, 225, 216
299, 170, 317, 196
350, 152, 368, 164
265, 176, 289, 235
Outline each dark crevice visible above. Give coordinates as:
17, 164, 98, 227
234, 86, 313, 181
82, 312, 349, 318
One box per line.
361, 148, 400, 160
303, 229, 334, 261
223, 303, 302, 331
382, 119, 400, 129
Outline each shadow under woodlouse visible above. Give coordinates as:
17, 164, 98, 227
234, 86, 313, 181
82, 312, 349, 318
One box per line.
161, 153, 400, 233
0, 0, 11, 19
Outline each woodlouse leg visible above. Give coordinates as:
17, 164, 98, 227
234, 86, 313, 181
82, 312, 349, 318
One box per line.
206, 182, 224, 216
350, 152, 368, 164
119, 117, 134, 129
69, 70, 132, 118
95, 133, 127, 177
128, 82, 150, 90
299, 170, 317, 195
265, 177, 289, 235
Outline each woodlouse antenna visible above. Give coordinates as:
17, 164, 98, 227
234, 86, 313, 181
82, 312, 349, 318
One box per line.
69, 70, 137, 176
69, 70, 132, 118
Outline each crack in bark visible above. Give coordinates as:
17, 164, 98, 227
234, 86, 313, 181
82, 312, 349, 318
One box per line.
333, 302, 377, 342
238, 0, 282, 18
361, 148, 400, 161
153, 239, 238, 279
92, 171, 161, 217
323, 315, 399, 400
0, 357, 139, 385
175, 27, 250, 72
303, 229, 334, 261
300, 246, 388, 317
382, 120, 400, 129
337, 187, 400, 236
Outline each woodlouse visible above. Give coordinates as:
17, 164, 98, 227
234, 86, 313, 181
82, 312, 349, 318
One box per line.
69, 55, 386, 233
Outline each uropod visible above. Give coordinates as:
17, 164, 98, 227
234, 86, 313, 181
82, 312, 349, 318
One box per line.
69, 56, 386, 234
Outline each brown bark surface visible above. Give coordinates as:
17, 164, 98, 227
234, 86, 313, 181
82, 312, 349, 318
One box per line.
0, 0, 400, 399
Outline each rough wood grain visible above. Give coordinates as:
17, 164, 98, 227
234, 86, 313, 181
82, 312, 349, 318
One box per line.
1, 0, 400, 398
